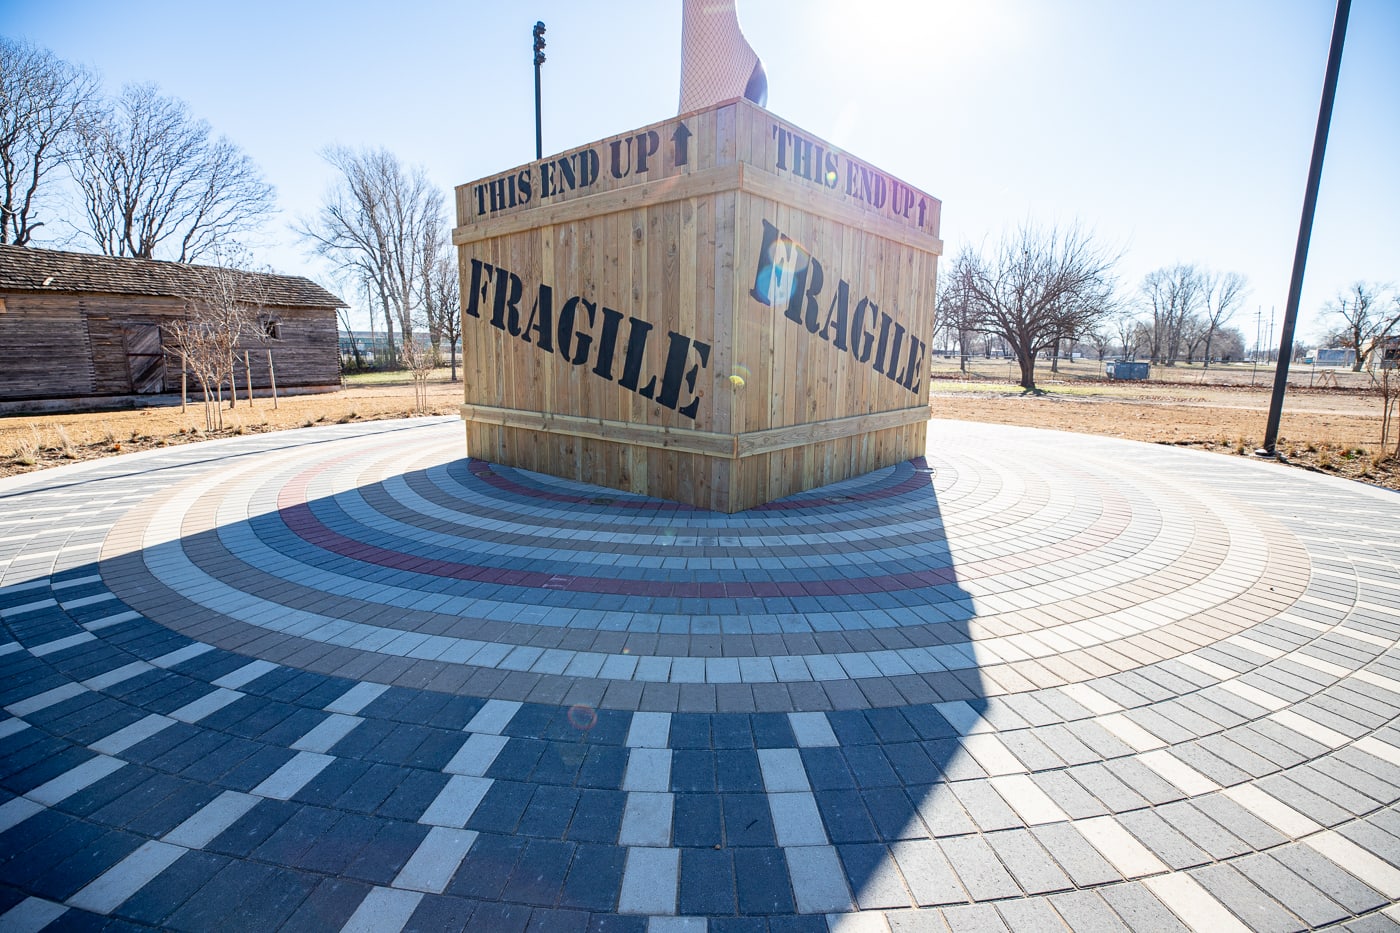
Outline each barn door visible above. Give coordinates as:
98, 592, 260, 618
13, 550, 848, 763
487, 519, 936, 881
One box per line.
121, 323, 167, 394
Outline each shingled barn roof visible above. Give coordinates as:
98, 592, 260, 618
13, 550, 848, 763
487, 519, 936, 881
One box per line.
0, 245, 345, 309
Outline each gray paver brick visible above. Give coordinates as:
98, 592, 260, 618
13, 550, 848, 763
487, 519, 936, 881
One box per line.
984, 829, 1073, 895
1049, 889, 1132, 933
1098, 883, 1190, 933
938, 834, 1020, 901
1233, 852, 1350, 928
1190, 862, 1307, 933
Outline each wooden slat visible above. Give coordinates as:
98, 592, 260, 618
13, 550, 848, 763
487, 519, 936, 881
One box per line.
454, 164, 742, 245
461, 402, 926, 462
738, 168, 943, 256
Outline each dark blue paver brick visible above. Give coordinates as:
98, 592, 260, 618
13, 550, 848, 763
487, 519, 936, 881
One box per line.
752, 713, 797, 748
815, 789, 879, 844
711, 714, 754, 748
843, 746, 901, 788
675, 793, 723, 847
163, 860, 317, 932
32, 827, 141, 901
278, 877, 375, 933
734, 846, 796, 915
586, 914, 646, 933
800, 747, 857, 790
715, 748, 763, 792
115, 848, 229, 927
343, 819, 426, 884
722, 794, 776, 847
863, 787, 923, 840
376, 769, 451, 821
518, 784, 580, 839
526, 907, 590, 933
672, 750, 717, 792
679, 846, 735, 915
448, 832, 526, 900
577, 746, 628, 789
403, 894, 482, 933
488, 738, 548, 780
564, 789, 624, 844
670, 713, 711, 749
467, 780, 534, 833
502, 838, 575, 906
827, 710, 880, 745
559, 844, 625, 912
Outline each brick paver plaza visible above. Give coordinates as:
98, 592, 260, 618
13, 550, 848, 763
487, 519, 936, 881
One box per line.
2, 416, 1399, 932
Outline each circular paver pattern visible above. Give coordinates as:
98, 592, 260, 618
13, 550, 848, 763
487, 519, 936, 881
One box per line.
1, 416, 1398, 931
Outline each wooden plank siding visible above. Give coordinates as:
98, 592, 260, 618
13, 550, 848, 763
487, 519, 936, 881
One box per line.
453, 99, 941, 512
0, 246, 344, 405
0, 291, 340, 402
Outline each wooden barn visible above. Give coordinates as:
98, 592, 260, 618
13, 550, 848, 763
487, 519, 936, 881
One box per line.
0, 246, 345, 410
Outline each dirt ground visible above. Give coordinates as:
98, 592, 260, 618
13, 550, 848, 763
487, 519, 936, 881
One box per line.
3, 362, 1398, 492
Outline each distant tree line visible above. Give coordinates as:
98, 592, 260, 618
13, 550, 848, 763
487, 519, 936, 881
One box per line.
937, 225, 1399, 390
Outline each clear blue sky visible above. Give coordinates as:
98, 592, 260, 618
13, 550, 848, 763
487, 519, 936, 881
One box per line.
4, 0, 1397, 345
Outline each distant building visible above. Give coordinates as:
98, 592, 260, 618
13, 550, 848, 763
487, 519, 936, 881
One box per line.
1304, 347, 1357, 367
1362, 335, 1399, 371
0, 245, 345, 411
338, 330, 458, 370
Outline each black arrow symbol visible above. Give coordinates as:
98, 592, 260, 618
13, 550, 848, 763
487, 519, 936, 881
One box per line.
672, 122, 693, 167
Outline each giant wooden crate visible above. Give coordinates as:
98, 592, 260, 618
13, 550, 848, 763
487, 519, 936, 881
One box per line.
453, 99, 941, 512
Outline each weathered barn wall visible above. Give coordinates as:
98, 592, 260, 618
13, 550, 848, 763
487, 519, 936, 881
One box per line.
0, 292, 340, 402
0, 246, 345, 406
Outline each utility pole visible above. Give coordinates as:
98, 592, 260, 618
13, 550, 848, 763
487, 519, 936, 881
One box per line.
533, 21, 547, 160
1253, 307, 1261, 384
1259, 0, 1350, 456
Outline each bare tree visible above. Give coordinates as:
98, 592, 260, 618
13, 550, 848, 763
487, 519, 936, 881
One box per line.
1198, 270, 1248, 368
419, 214, 461, 378
164, 312, 227, 430
336, 306, 366, 372
299, 146, 441, 367
164, 257, 263, 429
245, 279, 281, 408
72, 83, 275, 262
1179, 313, 1208, 364
0, 38, 100, 246
1323, 282, 1398, 372
1141, 264, 1202, 366
1213, 327, 1246, 362
1085, 327, 1114, 362
952, 222, 1119, 392
400, 316, 436, 414
1111, 309, 1147, 360
425, 248, 461, 382
1379, 364, 1400, 460
935, 265, 976, 373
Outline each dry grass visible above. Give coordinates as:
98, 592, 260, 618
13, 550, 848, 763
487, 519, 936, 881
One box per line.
3, 367, 1397, 492
1, 376, 465, 479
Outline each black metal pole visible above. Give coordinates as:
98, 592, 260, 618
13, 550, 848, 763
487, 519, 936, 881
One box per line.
1259, 0, 1350, 456
533, 21, 546, 161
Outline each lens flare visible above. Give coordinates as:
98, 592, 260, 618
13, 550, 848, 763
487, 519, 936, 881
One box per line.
567, 704, 597, 731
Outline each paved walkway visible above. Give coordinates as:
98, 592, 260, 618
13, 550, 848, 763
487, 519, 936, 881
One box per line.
1, 416, 1398, 932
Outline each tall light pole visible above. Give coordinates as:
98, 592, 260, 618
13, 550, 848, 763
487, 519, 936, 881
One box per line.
1259, 0, 1350, 456
533, 21, 546, 160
